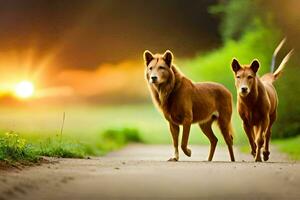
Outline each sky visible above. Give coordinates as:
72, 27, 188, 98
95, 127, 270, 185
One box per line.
0, 0, 220, 70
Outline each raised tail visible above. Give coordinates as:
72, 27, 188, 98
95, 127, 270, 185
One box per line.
273, 49, 293, 80
271, 38, 286, 73
262, 39, 293, 83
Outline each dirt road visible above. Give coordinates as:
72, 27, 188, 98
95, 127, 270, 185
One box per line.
0, 144, 299, 200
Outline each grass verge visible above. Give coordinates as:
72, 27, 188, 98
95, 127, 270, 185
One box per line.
273, 136, 300, 160
0, 127, 143, 166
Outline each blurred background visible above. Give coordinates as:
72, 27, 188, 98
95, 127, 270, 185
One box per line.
0, 0, 299, 159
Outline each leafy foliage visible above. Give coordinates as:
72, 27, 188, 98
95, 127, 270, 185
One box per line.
0, 132, 38, 162
273, 64, 300, 138
97, 127, 142, 153
209, 0, 260, 41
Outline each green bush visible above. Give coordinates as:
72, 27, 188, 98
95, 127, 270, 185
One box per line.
102, 127, 142, 143
209, 0, 260, 41
273, 65, 300, 138
98, 127, 142, 152
0, 131, 87, 162
0, 132, 38, 162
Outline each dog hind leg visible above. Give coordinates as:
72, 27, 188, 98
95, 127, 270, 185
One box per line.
181, 120, 192, 157
218, 116, 235, 162
199, 119, 218, 161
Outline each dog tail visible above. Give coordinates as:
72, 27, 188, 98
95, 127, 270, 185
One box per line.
262, 39, 293, 83
273, 49, 293, 80
271, 38, 286, 73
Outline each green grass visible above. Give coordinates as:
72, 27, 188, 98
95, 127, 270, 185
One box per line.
0, 126, 143, 164
37, 137, 86, 158
0, 132, 39, 163
273, 136, 300, 160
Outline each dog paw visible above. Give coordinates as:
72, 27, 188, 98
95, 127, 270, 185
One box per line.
263, 151, 270, 161
251, 150, 256, 158
167, 157, 178, 162
183, 148, 192, 157
255, 156, 262, 162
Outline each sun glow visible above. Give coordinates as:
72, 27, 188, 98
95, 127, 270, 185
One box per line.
15, 81, 35, 99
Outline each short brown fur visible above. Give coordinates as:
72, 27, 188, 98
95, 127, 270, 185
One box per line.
231, 48, 292, 162
144, 50, 235, 162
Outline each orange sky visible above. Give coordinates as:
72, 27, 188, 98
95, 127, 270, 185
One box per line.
0, 53, 149, 104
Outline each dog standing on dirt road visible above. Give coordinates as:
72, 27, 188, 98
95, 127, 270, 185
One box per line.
143, 50, 235, 162
231, 40, 293, 162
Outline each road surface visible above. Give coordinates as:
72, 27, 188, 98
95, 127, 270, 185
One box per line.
0, 144, 299, 200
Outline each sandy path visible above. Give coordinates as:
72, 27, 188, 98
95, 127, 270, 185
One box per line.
0, 144, 299, 200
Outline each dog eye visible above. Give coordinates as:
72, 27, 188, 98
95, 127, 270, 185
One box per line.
247, 76, 253, 79
159, 66, 164, 70
236, 76, 240, 79
149, 67, 153, 70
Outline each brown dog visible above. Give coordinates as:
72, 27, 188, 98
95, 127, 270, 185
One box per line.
231, 41, 293, 162
144, 50, 235, 162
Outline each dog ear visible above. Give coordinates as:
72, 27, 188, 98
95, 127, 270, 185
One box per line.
143, 50, 154, 66
250, 59, 260, 73
231, 58, 241, 73
163, 50, 173, 67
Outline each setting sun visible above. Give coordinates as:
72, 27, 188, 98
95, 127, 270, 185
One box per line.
15, 81, 35, 99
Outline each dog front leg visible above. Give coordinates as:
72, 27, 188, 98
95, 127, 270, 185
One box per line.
243, 122, 256, 157
181, 118, 192, 157
263, 126, 271, 161
168, 122, 180, 161
255, 116, 269, 162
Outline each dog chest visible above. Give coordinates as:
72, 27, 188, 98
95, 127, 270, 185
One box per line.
240, 109, 264, 126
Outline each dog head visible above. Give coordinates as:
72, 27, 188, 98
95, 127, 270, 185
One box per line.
143, 50, 174, 85
231, 58, 259, 97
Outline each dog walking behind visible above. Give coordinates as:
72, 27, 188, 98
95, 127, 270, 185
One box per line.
144, 50, 235, 162
231, 39, 293, 162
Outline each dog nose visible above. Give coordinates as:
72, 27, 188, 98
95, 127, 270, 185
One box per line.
151, 76, 157, 82
241, 87, 248, 93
